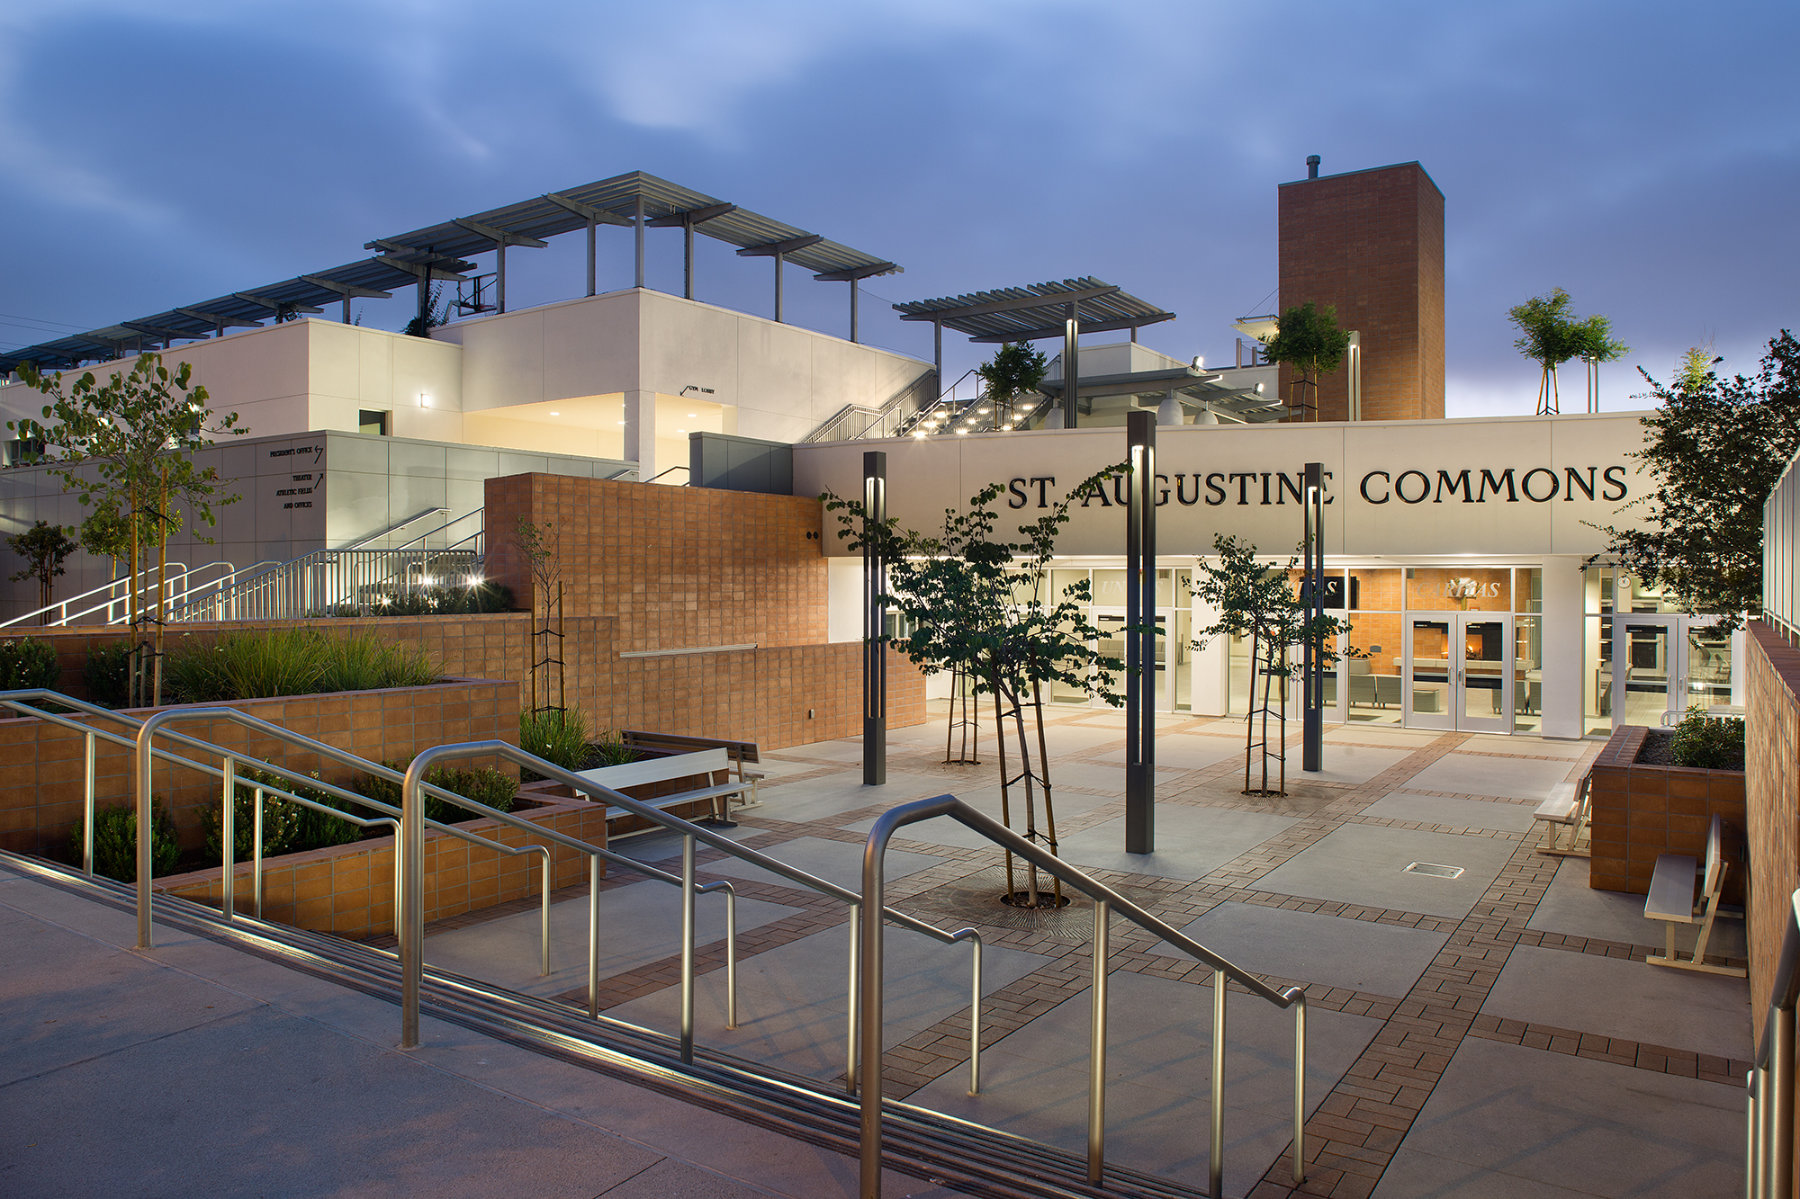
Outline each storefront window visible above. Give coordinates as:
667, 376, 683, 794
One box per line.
1514, 616, 1543, 734
1345, 613, 1402, 724
1585, 614, 1614, 735
1348, 568, 1401, 613
1405, 567, 1511, 612
1514, 567, 1543, 614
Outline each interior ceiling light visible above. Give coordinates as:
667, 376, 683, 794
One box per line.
977, 406, 991, 414
548, 410, 560, 416
687, 412, 697, 418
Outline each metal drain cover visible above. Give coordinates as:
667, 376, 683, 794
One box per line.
1404, 861, 1465, 879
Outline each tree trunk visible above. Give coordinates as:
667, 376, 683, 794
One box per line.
127, 485, 142, 708
152, 473, 168, 707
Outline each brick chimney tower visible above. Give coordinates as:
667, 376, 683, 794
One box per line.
1277, 159, 1445, 421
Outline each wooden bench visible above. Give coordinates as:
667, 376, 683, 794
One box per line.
1532, 775, 1591, 857
576, 747, 752, 832
621, 730, 765, 814
1644, 815, 1745, 976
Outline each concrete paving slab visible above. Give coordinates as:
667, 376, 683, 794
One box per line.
1254, 825, 1519, 918
1092, 733, 1245, 771
700, 835, 943, 894
1459, 733, 1593, 759
909, 970, 1380, 1196
1056, 805, 1298, 881
1527, 856, 1663, 949
1148, 900, 1449, 996
753, 771, 950, 823
605, 922, 1051, 1082
1377, 1037, 1742, 1198
425, 879, 801, 998
1361, 790, 1539, 833
839, 784, 1115, 851
1301, 743, 1417, 785
0, 1003, 667, 1199
1326, 725, 1440, 747
1406, 751, 1576, 800
1481, 944, 1751, 1059
607, 821, 765, 865
0, 903, 265, 1085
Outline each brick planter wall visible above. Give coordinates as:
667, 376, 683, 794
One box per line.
21, 612, 924, 754
1588, 724, 1746, 901
159, 792, 608, 938
0, 677, 517, 859
1746, 621, 1800, 1020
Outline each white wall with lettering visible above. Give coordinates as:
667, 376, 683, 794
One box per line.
795, 412, 1652, 559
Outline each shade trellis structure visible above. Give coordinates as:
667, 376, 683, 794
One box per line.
893, 278, 1176, 428
2, 171, 902, 375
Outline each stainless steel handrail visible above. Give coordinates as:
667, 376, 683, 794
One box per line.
0, 690, 729, 1008
1747, 889, 1800, 1198
340, 507, 450, 551
0, 690, 568, 974
120, 703, 737, 1018
859, 794, 1308, 1199
0, 559, 227, 628
401, 741, 983, 1091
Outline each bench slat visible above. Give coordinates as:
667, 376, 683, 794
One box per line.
1645, 853, 1699, 922
577, 747, 731, 790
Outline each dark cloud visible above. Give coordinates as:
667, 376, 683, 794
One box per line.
1, 0, 1794, 415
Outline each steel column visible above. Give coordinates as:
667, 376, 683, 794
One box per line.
1063, 304, 1080, 429
863, 451, 887, 786
1303, 461, 1325, 772
634, 196, 646, 288
684, 220, 695, 299
495, 243, 507, 314
1125, 412, 1156, 853
774, 251, 785, 323
850, 279, 860, 344
586, 217, 597, 297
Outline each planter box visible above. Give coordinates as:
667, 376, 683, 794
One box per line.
0, 677, 517, 858
1588, 724, 1746, 901
159, 791, 608, 938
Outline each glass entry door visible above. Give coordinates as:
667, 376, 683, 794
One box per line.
1610, 616, 1733, 726
1404, 613, 1512, 733
1093, 609, 1171, 709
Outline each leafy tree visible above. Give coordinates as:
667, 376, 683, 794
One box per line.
1508, 288, 1628, 414
402, 284, 451, 338
8, 353, 244, 705
1259, 301, 1350, 422
513, 516, 564, 717
7, 520, 77, 615
1191, 535, 1358, 795
976, 342, 1048, 425
825, 467, 1129, 907
1592, 331, 1800, 628
77, 498, 177, 583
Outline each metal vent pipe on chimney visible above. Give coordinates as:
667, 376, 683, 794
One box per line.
1307, 155, 1321, 179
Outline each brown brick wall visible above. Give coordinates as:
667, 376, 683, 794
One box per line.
0, 677, 518, 859
160, 792, 611, 938
1587, 725, 1746, 901
1277, 161, 1446, 422
484, 474, 828, 652
1746, 621, 1800, 1019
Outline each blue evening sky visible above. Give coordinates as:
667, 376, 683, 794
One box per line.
0, 0, 1794, 417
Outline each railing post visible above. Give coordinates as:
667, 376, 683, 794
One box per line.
81, 731, 95, 877
680, 832, 696, 1064
1773, 1000, 1795, 1199
220, 755, 236, 920
399, 756, 427, 1049
253, 787, 265, 918
1088, 898, 1110, 1184
1294, 993, 1308, 1183
587, 855, 601, 1019
1211, 968, 1226, 1197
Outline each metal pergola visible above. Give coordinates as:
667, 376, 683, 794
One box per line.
2, 171, 902, 375
892, 278, 1176, 428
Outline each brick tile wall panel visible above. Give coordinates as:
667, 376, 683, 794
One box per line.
1276, 163, 1445, 422
1747, 622, 1800, 1020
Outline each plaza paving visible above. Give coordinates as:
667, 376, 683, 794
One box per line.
0, 704, 1753, 1197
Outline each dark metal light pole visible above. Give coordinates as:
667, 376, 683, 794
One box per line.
863, 451, 887, 786
1302, 461, 1325, 773
1126, 412, 1156, 852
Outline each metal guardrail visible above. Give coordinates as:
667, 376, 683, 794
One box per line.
1766, 450, 1800, 644
0, 560, 240, 629
860, 795, 1308, 1199
166, 510, 484, 622
1747, 889, 1800, 1198
401, 741, 984, 1089
806, 372, 947, 444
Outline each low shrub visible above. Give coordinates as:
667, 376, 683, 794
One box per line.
201, 766, 367, 861
1671, 706, 1745, 770
358, 759, 518, 825
521, 708, 590, 771
0, 637, 59, 690
587, 732, 637, 768
84, 642, 132, 708
164, 629, 441, 703
76, 800, 180, 883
